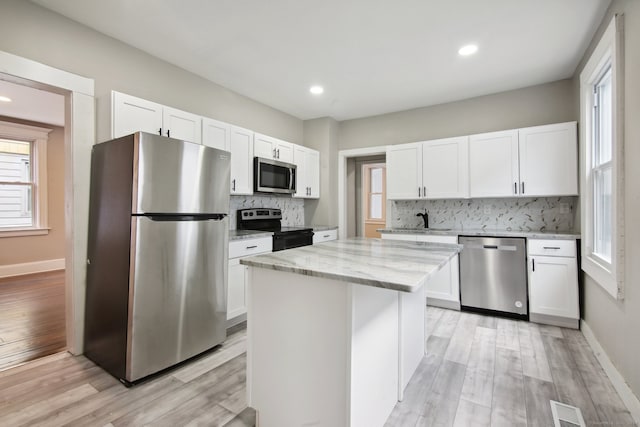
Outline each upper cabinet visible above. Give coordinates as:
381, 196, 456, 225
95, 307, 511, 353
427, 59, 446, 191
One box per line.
229, 126, 254, 195
468, 130, 519, 198
202, 117, 231, 151
469, 122, 578, 198
387, 142, 422, 200
518, 122, 578, 197
422, 136, 469, 199
112, 91, 201, 144
387, 136, 469, 200
254, 133, 294, 163
293, 145, 320, 199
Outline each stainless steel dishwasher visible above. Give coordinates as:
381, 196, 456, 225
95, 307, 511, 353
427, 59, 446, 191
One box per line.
459, 236, 528, 318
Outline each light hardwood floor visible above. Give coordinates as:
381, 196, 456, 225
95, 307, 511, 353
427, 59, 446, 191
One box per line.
385, 307, 636, 427
0, 270, 66, 371
0, 308, 634, 427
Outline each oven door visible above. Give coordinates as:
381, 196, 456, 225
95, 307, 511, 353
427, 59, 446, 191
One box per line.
273, 230, 314, 251
254, 157, 296, 194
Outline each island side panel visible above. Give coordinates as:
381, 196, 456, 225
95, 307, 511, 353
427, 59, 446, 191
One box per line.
247, 267, 350, 427
399, 284, 426, 400
348, 283, 400, 427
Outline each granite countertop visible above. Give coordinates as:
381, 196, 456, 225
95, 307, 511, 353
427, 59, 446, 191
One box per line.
229, 230, 273, 241
377, 227, 580, 240
240, 237, 461, 293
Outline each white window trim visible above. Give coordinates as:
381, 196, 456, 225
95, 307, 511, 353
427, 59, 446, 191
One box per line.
0, 120, 52, 237
579, 15, 625, 300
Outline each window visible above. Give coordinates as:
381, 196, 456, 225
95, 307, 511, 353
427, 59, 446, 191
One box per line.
0, 121, 52, 237
364, 164, 386, 222
580, 15, 624, 299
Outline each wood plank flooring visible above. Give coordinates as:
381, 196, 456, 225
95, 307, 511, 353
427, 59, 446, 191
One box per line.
385, 307, 636, 427
0, 307, 634, 426
0, 270, 66, 371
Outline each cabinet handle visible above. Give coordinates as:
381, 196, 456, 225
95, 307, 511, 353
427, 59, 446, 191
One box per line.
521, 182, 525, 194
167, 129, 170, 138
323, 234, 330, 238
532, 258, 535, 272
246, 245, 258, 249
273, 148, 277, 158
277, 149, 280, 158
514, 182, 518, 194
423, 186, 426, 198
158, 128, 162, 136
232, 179, 236, 191
543, 246, 561, 250
418, 187, 421, 197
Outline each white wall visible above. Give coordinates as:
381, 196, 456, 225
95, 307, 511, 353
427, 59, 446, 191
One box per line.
577, 0, 640, 400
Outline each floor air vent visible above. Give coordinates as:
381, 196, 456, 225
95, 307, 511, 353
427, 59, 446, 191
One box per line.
550, 400, 586, 427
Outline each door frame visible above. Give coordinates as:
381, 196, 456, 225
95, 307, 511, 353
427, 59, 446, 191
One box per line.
338, 146, 387, 239
1, 50, 95, 355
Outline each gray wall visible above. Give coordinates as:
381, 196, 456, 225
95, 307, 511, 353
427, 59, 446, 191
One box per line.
339, 79, 577, 150
578, 0, 640, 399
0, 0, 303, 145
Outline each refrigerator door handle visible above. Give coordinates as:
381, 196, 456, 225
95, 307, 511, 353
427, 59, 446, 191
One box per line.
142, 213, 228, 222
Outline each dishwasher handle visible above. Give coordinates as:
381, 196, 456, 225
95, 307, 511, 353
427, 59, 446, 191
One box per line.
463, 243, 518, 252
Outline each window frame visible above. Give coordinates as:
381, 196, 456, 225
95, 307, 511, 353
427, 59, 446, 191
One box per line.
363, 163, 386, 223
579, 15, 625, 300
0, 121, 52, 238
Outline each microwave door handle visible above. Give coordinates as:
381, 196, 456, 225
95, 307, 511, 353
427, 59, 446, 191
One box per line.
290, 168, 295, 190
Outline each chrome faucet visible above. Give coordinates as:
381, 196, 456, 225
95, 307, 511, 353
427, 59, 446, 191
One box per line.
416, 211, 429, 228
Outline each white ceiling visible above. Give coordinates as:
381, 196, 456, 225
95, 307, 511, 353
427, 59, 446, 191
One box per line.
0, 79, 65, 126
32, 0, 610, 121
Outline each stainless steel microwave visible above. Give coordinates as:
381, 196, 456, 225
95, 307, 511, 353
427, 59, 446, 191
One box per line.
254, 157, 296, 194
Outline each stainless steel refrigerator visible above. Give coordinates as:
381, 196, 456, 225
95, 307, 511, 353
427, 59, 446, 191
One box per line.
84, 132, 230, 385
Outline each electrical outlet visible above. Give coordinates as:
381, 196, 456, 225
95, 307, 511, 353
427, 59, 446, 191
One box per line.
560, 203, 570, 214
483, 204, 491, 215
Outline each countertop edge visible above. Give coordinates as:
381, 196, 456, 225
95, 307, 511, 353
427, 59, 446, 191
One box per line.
378, 228, 580, 240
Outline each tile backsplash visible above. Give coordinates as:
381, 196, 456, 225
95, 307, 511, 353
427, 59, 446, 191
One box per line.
391, 197, 577, 232
229, 195, 304, 230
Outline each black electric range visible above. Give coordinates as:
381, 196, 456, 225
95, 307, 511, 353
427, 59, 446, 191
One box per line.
237, 208, 314, 252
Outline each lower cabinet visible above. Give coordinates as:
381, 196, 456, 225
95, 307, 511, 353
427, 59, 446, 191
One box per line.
528, 239, 579, 328
228, 236, 273, 322
381, 233, 460, 310
312, 229, 338, 244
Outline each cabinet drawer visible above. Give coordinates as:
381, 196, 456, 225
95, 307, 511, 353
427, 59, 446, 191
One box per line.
381, 233, 417, 242
313, 229, 338, 244
528, 239, 576, 257
229, 237, 272, 259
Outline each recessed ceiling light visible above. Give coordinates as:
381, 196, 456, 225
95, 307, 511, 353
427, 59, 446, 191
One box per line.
309, 85, 324, 95
458, 44, 478, 56
0, 96, 12, 103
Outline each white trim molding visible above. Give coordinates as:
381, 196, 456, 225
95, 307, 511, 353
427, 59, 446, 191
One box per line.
0, 258, 65, 278
338, 146, 388, 240
581, 320, 640, 425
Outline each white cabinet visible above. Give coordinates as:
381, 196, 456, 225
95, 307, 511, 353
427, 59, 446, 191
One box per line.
380, 233, 460, 310
528, 239, 579, 329
469, 122, 578, 198
228, 236, 273, 321
112, 91, 202, 143
254, 133, 294, 163
469, 129, 520, 197
313, 229, 338, 244
202, 120, 253, 195
387, 143, 422, 200
518, 122, 578, 196
422, 136, 469, 199
387, 137, 468, 200
293, 145, 320, 199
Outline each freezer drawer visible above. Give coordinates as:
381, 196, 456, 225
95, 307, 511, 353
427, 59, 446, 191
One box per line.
459, 236, 528, 316
128, 215, 228, 381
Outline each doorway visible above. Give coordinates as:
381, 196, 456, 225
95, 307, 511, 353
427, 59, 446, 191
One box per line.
361, 161, 386, 238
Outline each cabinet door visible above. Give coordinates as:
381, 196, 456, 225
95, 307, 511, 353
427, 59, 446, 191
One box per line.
112, 91, 163, 138
293, 145, 308, 198
202, 117, 230, 151
228, 258, 247, 320
422, 136, 469, 199
469, 130, 519, 198
518, 122, 578, 196
254, 133, 277, 159
529, 256, 579, 319
162, 106, 202, 144
229, 126, 254, 195
275, 140, 294, 163
386, 143, 422, 200
307, 149, 320, 198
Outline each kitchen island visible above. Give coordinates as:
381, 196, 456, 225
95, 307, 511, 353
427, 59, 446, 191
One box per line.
240, 238, 461, 427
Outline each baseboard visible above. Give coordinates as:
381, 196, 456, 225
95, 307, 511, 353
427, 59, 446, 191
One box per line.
530, 313, 579, 329
0, 258, 65, 278
581, 320, 640, 425
426, 297, 460, 311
